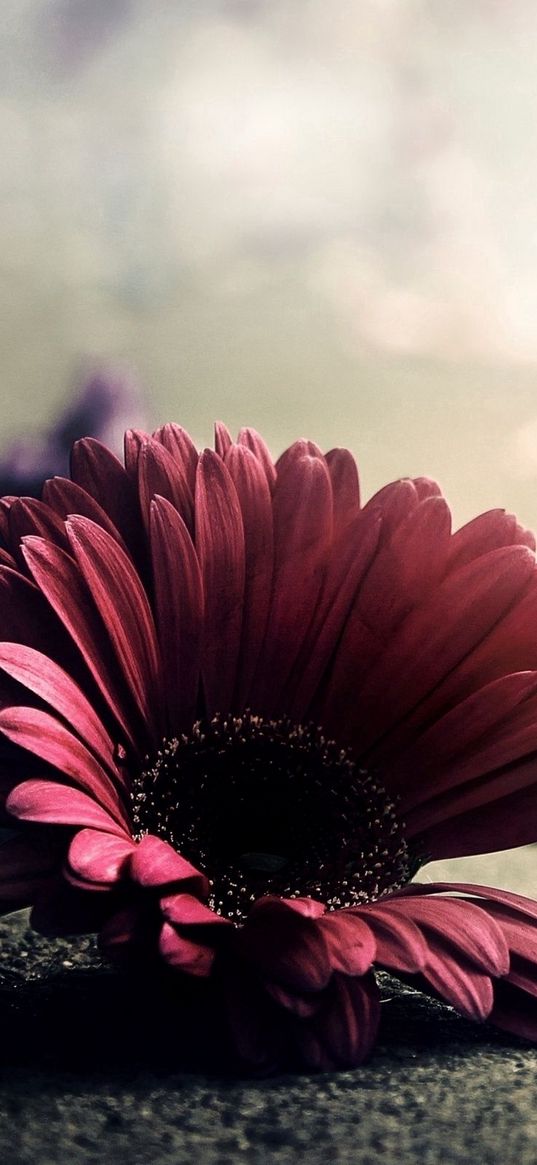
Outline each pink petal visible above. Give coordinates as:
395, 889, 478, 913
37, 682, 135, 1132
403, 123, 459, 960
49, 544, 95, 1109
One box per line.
6, 779, 127, 833
149, 497, 203, 731
160, 892, 231, 928
0, 642, 117, 778
159, 921, 214, 976
224, 444, 274, 707
129, 833, 209, 896
67, 828, 135, 885
66, 516, 162, 739
22, 538, 138, 750
195, 450, 245, 715
0, 706, 126, 824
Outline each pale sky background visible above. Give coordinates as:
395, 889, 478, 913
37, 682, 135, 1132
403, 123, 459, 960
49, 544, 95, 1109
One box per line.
1, 1, 537, 888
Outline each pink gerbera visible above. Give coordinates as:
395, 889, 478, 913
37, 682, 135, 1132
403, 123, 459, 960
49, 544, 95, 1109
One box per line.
0, 422, 537, 1071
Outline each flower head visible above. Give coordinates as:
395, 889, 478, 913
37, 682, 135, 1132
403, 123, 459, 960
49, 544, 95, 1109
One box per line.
0, 421, 536, 1070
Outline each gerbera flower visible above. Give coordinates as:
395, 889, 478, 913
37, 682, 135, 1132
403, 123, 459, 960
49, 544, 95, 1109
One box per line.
0, 421, 536, 1071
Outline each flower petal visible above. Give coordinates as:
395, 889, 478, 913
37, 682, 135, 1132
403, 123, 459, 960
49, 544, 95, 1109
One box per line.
6, 779, 126, 833
195, 450, 245, 715
67, 828, 135, 885
149, 496, 203, 731
129, 834, 209, 896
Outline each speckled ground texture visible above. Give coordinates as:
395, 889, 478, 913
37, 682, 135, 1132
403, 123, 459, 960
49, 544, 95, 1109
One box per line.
1, 851, 537, 1165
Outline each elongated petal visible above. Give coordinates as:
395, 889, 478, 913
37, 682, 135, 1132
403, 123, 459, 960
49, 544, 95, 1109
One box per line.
42, 477, 129, 550
129, 834, 209, 896
149, 497, 203, 731
21, 538, 138, 749
224, 444, 274, 707
138, 437, 193, 533
67, 828, 135, 885
66, 516, 162, 738
6, 780, 126, 834
0, 707, 126, 824
0, 642, 117, 777
237, 427, 276, 489
153, 423, 198, 492
159, 921, 214, 976
195, 450, 245, 715
252, 454, 333, 712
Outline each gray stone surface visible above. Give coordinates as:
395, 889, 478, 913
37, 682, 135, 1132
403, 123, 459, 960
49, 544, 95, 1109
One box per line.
1, 910, 536, 1165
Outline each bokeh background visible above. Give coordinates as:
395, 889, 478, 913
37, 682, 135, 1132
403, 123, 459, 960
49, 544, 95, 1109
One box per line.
1, 0, 537, 890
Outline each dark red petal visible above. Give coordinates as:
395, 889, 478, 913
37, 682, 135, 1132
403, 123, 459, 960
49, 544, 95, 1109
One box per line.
296, 973, 380, 1070
237, 427, 276, 490
152, 423, 198, 493
0, 642, 117, 778
22, 538, 138, 750
159, 922, 215, 976
129, 834, 209, 896
195, 450, 245, 715
149, 497, 203, 731
353, 906, 427, 973
224, 444, 274, 707
325, 447, 361, 535
275, 439, 323, 476
252, 454, 333, 713
66, 516, 162, 738
42, 477, 129, 550
8, 498, 69, 562
353, 545, 535, 754
214, 421, 233, 458
449, 509, 536, 570
70, 437, 141, 558
6, 779, 127, 833
290, 507, 381, 722
361, 479, 420, 540
138, 437, 193, 534
390, 671, 537, 802
0, 706, 127, 824
319, 911, 376, 975
67, 828, 135, 885
376, 895, 510, 976
421, 946, 494, 1021
239, 899, 332, 992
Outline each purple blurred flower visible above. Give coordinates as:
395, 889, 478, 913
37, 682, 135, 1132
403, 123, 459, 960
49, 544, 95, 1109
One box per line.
0, 367, 146, 498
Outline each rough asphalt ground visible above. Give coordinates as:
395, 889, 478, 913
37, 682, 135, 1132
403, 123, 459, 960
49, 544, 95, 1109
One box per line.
1, 851, 536, 1165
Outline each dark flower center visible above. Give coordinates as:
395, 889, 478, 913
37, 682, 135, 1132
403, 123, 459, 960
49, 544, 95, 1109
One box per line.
131, 712, 411, 921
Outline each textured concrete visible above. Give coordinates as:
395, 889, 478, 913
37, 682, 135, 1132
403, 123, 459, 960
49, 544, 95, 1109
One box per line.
0, 909, 536, 1165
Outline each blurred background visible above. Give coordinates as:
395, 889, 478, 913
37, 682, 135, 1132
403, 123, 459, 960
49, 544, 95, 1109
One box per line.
1, 1, 536, 887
